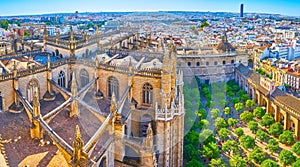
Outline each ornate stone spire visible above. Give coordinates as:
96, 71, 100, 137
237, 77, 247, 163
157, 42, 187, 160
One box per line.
30, 87, 42, 139
13, 60, 17, 78
128, 57, 133, 74
70, 25, 74, 42
110, 91, 117, 115
70, 72, 79, 117
95, 24, 99, 35
143, 123, 153, 150
33, 87, 40, 110
43, 24, 48, 37
37, 25, 41, 37
71, 72, 78, 96
70, 125, 88, 167
47, 54, 51, 69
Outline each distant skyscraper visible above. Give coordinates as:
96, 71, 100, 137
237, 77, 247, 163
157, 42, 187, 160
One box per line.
240, 4, 244, 18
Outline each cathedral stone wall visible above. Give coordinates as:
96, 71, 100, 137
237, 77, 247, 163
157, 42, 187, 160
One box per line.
74, 43, 98, 57
131, 76, 161, 108
45, 45, 70, 57
18, 71, 48, 99
0, 80, 14, 111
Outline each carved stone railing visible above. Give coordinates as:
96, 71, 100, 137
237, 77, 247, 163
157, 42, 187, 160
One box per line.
273, 98, 300, 119
0, 73, 13, 81
17, 66, 48, 77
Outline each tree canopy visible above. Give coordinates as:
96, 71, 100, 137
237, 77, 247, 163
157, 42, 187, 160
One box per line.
249, 121, 259, 133
266, 139, 279, 154
202, 142, 220, 159
218, 128, 230, 140
253, 107, 266, 118
240, 110, 254, 123
248, 147, 267, 164
256, 129, 267, 142
234, 102, 244, 111
214, 117, 227, 129
186, 159, 204, 167
260, 159, 280, 167
279, 150, 296, 166
209, 158, 226, 167
229, 155, 247, 167
292, 142, 300, 156
239, 135, 255, 149
0, 20, 9, 30
228, 118, 238, 128
279, 130, 295, 145
260, 114, 275, 127
269, 122, 283, 137
222, 140, 239, 155
234, 128, 244, 137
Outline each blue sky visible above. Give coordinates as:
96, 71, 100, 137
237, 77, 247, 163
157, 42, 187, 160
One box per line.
0, 0, 299, 16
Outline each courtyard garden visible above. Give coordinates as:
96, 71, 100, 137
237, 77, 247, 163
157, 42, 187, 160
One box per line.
183, 78, 300, 167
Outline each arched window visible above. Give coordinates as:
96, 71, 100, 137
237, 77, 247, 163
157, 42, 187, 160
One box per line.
231, 59, 235, 64
57, 71, 66, 88
80, 69, 89, 87
99, 157, 107, 167
27, 79, 39, 102
0, 91, 2, 112
206, 62, 209, 66
196, 62, 200, 66
187, 62, 191, 66
223, 60, 226, 65
55, 49, 59, 56
108, 76, 119, 99
142, 83, 153, 105
214, 61, 218, 65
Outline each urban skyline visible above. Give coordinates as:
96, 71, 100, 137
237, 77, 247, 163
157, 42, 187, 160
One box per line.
0, 0, 300, 17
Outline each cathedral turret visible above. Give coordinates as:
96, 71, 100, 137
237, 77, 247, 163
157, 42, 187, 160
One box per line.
143, 123, 153, 150
56, 29, 60, 44
141, 123, 157, 167
37, 25, 41, 37
43, 24, 48, 52
69, 25, 76, 56
43, 54, 55, 101
8, 60, 24, 113
161, 46, 173, 108
70, 72, 79, 117
70, 125, 88, 167
111, 91, 125, 161
30, 88, 43, 139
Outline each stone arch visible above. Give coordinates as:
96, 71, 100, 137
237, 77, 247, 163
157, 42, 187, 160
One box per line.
52, 51, 55, 56
269, 104, 275, 117
57, 71, 66, 88
278, 110, 285, 126
249, 87, 254, 99
289, 119, 296, 132
98, 156, 107, 167
55, 49, 59, 56
86, 49, 89, 56
26, 78, 40, 102
261, 96, 268, 108
140, 114, 152, 137
142, 83, 153, 105
80, 68, 89, 87
196, 62, 200, 66
107, 76, 119, 99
